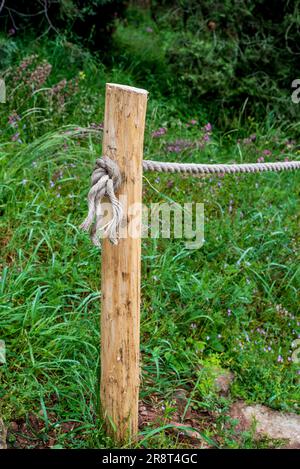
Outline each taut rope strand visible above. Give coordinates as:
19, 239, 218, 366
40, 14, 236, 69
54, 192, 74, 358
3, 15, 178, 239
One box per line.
142, 159, 300, 174
81, 156, 300, 246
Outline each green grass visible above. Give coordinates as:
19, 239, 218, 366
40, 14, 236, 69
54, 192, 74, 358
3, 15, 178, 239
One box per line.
0, 32, 299, 449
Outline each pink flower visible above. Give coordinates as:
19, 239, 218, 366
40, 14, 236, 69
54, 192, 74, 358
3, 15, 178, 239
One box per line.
11, 132, 20, 141
204, 123, 212, 132
166, 139, 193, 153
8, 112, 20, 127
263, 149, 272, 156
152, 127, 167, 138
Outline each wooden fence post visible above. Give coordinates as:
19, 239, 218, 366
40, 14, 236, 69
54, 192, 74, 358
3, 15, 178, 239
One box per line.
100, 84, 148, 443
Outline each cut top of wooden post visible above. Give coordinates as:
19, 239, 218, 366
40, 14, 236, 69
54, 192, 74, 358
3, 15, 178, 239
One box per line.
103, 83, 148, 175
106, 83, 148, 94
100, 83, 148, 443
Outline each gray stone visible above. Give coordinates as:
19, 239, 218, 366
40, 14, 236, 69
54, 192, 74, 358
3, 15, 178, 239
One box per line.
230, 401, 300, 448
213, 369, 235, 395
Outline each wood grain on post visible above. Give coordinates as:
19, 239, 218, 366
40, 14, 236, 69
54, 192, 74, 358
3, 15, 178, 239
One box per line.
100, 84, 148, 443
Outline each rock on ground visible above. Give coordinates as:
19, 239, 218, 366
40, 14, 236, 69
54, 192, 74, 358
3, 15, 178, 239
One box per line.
213, 368, 234, 395
230, 401, 300, 448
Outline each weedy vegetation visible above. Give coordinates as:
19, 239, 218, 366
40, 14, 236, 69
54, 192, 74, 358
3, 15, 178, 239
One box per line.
0, 1, 299, 449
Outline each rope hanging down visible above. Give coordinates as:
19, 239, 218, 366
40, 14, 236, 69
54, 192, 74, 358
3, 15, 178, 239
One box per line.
80, 157, 123, 246
81, 156, 300, 245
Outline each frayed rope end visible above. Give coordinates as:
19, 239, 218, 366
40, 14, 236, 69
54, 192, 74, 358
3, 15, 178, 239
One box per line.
80, 156, 123, 246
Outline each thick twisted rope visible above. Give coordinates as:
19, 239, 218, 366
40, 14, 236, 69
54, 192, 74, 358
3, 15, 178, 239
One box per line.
142, 159, 300, 174
81, 156, 300, 246
80, 157, 123, 246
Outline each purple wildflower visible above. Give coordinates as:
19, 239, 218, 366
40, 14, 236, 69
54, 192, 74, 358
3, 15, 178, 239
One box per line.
29, 61, 52, 88
277, 355, 284, 363
152, 127, 167, 138
8, 112, 21, 127
11, 132, 20, 142
166, 139, 193, 153
204, 123, 212, 132
263, 149, 272, 156
89, 122, 104, 131
166, 144, 181, 153
242, 134, 257, 145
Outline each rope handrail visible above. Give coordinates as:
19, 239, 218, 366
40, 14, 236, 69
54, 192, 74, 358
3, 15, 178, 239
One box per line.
142, 159, 300, 174
81, 156, 300, 245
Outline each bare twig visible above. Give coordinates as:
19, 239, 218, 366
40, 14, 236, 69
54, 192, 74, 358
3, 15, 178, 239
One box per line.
0, 0, 5, 15
40, 0, 59, 34
7, 7, 18, 30
5, 7, 44, 18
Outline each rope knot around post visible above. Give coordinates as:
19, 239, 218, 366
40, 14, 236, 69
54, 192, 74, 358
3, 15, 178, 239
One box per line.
80, 156, 123, 246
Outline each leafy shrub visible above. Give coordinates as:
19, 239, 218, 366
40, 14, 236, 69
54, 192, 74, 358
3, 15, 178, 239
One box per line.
146, 0, 300, 123
0, 36, 18, 69
0, 0, 127, 49
116, 0, 300, 123
111, 21, 171, 93
168, 34, 238, 99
